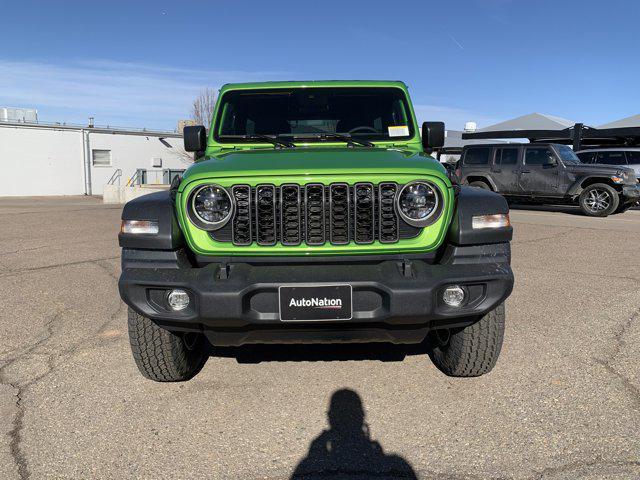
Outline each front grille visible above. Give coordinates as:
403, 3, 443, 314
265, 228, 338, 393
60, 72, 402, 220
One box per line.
210, 183, 422, 246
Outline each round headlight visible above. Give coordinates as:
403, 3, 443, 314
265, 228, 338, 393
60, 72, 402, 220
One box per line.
189, 184, 233, 230
397, 181, 441, 227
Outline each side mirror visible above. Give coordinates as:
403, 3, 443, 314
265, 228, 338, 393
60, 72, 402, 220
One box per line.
422, 122, 445, 151
184, 125, 207, 152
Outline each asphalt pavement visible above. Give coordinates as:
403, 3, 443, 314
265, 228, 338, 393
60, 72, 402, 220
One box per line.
0, 196, 638, 479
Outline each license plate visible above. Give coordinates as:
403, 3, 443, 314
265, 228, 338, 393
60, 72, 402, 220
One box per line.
279, 284, 352, 321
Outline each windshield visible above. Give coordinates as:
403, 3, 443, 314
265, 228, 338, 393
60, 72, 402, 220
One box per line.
214, 87, 414, 143
555, 144, 581, 164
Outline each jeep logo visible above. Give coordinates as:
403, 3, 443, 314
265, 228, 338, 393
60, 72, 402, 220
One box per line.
289, 297, 343, 309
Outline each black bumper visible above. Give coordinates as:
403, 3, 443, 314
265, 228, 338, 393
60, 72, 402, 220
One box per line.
622, 184, 640, 201
119, 244, 513, 346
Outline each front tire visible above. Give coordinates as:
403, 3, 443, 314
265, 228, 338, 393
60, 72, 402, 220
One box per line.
578, 183, 619, 217
127, 308, 206, 382
429, 303, 505, 377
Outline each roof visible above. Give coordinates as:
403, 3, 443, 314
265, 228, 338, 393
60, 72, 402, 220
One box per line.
577, 146, 640, 152
461, 142, 560, 148
0, 119, 181, 137
443, 130, 511, 148
598, 114, 640, 129
477, 113, 575, 132
219, 80, 408, 93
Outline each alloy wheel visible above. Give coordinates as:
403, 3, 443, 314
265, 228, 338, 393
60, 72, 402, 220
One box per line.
585, 188, 612, 213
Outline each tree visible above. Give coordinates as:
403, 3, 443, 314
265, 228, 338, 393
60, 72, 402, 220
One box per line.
175, 88, 217, 164
191, 87, 216, 126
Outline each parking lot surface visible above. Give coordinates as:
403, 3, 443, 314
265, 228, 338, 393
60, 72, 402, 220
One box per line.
0, 196, 638, 479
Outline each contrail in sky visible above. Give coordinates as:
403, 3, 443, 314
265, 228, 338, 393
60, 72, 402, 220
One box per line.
448, 34, 464, 50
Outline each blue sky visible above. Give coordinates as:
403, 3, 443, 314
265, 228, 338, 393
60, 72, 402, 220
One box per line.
1, 0, 638, 131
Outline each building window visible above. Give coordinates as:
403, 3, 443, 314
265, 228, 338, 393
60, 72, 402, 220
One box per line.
92, 149, 112, 167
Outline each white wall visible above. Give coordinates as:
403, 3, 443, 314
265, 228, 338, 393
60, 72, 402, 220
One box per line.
89, 133, 186, 195
0, 126, 85, 196
0, 124, 188, 196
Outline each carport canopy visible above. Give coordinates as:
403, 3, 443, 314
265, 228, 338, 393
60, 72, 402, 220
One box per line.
462, 112, 640, 150
475, 113, 574, 133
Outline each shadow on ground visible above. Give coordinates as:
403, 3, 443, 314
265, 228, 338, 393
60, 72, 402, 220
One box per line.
289, 389, 418, 480
211, 342, 429, 364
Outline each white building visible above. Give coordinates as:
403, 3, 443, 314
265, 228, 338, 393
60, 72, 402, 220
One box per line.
0, 120, 188, 197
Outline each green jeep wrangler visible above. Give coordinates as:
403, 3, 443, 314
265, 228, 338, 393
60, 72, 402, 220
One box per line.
118, 81, 514, 382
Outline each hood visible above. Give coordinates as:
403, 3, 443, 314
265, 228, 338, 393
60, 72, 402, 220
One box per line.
181, 147, 447, 182
566, 162, 637, 185
565, 162, 633, 175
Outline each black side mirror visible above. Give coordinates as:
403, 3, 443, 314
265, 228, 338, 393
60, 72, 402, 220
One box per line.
422, 122, 445, 151
184, 125, 207, 152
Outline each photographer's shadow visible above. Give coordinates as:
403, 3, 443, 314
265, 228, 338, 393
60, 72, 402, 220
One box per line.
291, 389, 417, 480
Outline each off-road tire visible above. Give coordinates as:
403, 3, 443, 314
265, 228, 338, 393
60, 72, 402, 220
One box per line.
469, 181, 491, 191
429, 303, 505, 377
578, 183, 619, 217
127, 308, 206, 382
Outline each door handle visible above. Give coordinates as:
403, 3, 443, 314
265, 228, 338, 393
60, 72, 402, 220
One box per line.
521, 169, 531, 173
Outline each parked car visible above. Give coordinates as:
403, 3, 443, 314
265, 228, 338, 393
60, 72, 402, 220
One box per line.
576, 148, 640, 178
455, 143, 639, 216
118, 80, 515, 382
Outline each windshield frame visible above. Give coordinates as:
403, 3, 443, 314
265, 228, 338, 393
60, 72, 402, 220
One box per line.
211, 86, 418, 145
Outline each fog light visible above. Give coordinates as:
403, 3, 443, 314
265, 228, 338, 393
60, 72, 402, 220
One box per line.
443, 285, 465, 307
167, 289, 190, 311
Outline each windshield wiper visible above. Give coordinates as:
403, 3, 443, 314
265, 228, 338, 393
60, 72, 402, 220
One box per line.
239, 134, 296, 149
293, 133, 374, 148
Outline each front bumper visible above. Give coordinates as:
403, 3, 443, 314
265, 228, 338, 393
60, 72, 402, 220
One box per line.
622, 184, 640, 201
119, 244, 513, 346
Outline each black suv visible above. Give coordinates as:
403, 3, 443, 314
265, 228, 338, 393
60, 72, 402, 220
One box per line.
576, 148, 640, 179
456, 143, 639, 216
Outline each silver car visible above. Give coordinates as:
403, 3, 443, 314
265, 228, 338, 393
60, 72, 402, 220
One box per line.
576, 148, 640, 178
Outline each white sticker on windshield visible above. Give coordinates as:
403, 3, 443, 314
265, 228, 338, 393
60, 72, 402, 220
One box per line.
388, 126, 409, 137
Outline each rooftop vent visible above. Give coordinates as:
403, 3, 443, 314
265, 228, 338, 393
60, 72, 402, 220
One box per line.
464, 121, 477, 133
0, 107, 38, 123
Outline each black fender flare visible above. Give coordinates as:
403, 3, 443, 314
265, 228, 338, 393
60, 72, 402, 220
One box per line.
118, 190, 184, 250
447, 186, 512, 245
566, 176, 615, 197
461, 173, 498, 191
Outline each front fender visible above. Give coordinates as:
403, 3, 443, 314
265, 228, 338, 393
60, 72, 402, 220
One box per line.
118, 190, 184, 250
447, 186, 512, 245
566, 175, 611, 197
461, 172, 498, 191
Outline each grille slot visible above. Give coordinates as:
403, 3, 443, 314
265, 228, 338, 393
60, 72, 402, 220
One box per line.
280, 184, 302, 246
255, 185, 277, 245
329, 183, 350, 244
305, 184, 326, 245
231, 185, 252, 245
354, 183, 375, 244
378, 183, 399, 243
